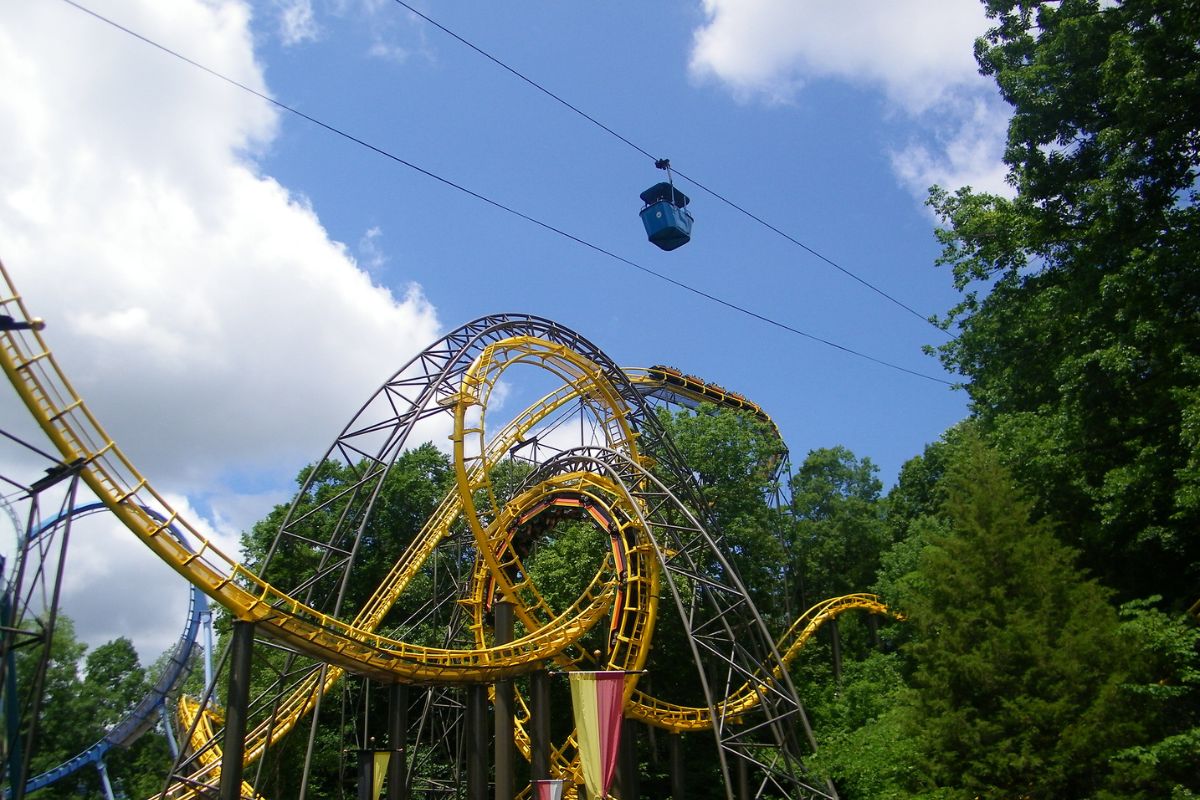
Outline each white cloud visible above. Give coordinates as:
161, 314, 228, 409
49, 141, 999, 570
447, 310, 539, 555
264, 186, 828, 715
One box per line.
277, 0, 319, 46
689, 0, 1013, 197
367, 38, 414, 63
358, 225, 388, 272
690, 0, 990, 112
890, 95, 1013, 198
292, 0, 429, 63
0, 0, 441, 655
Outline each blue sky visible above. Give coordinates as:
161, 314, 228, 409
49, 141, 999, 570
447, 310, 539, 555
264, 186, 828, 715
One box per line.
0, 0, 1011, 656
249, 0, 998, 479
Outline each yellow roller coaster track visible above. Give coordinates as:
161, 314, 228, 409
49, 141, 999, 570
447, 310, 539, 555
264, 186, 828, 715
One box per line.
625, 365, 777, 435
174, 697, 263, 800
0, 266, 611, 685
1, 261, 894, 800
164, 354, 662, 797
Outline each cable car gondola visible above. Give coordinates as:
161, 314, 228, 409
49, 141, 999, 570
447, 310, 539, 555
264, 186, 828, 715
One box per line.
639, 159, 693, 251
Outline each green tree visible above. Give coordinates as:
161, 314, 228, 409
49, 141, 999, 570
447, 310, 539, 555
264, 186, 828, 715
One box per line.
884, 423, 977, 545
79, 639, 176, 800
892, 437, 1139, 798
1098, 599, 1200, 799
81, 637, 146, 728
656, 404, 790, 620
241, 442, 455, 624
12, 616, 93, 798
804, 652, 916, 800
7, 618, 178, 799
231, 444, 457, 798
784, 446, 890, 695
789, 446, 889, 609
873, 425, 975, 639
656, 404, 785, 526
928, 0, 1200, 602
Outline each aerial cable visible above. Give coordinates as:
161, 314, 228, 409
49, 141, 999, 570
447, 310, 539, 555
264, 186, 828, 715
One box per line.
54, 0, 954, 387
390, 0, 658, 163
666, 164, 938, 325
389, 0, 949, 336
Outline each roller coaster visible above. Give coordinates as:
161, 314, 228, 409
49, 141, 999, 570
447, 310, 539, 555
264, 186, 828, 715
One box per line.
0, 260, 892, 800
2, 503, 211, 799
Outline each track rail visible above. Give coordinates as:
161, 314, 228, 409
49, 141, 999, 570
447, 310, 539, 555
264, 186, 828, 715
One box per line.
0, 267, 606, 685
6, 504, 207, 797
1, 260, 892, 800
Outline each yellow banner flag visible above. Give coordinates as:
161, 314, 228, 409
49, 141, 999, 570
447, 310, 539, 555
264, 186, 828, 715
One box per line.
373, 751, 391, 800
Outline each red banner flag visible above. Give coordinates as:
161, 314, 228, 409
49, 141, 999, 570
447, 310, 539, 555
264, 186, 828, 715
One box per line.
568, 671, 626, 799
533, 778, 564, 800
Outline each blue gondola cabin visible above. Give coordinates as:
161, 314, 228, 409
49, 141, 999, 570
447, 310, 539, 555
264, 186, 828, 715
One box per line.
639, 182, 693, 251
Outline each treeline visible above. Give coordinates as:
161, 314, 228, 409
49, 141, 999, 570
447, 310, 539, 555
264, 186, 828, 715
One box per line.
9, 620, 171, 799
17, 414, 1198, 799
663, 392, 1200, 799
790, 1, 1200, 796
784, 431, 1200, 798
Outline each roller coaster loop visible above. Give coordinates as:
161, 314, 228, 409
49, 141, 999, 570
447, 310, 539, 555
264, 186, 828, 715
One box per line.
0, 260, 895, 800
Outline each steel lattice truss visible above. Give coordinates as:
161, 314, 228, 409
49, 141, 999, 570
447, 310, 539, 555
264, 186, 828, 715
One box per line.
1, 262, 892, 800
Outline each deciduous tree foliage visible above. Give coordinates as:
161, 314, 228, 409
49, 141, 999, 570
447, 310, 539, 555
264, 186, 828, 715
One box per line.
240, 442, 455, 625
14, 616, 90, 797
9, 619, 168, 800
1100, 598, 1200, 798
789, 446, 889, 609
929, 0, 1200, 602
82, 637, 146, 729
656, 404, 790, 621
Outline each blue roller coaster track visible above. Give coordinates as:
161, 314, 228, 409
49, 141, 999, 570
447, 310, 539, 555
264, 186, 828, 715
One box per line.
3, 503, 209, 798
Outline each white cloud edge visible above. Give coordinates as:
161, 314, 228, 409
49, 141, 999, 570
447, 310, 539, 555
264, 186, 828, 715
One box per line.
687, 0, 1015, 200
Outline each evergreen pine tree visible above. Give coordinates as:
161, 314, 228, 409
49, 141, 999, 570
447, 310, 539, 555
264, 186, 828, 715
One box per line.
894, 437, 1135, 799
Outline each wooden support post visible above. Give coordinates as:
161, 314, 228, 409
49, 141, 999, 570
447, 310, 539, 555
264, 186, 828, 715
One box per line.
669, 732, 685, 800
616, 718, 638, 800
357, 750, 375, 800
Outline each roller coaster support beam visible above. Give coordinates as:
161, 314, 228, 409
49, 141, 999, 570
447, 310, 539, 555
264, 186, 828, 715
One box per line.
95, 759, 115, 800
529, 669, 551, 785
7, 468, 82, 800
161, 705, 180, 759
219, 621, 254, 800
493, 600, 515, 800
616, 719, 638, 800
1, 581, 22, 798
298, 665, 328, 800
467, 685, 488, 800
356, 750, 378, 800
669, 733, 684, 800
387, 683, 409, 800
201, 607, 215, 692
